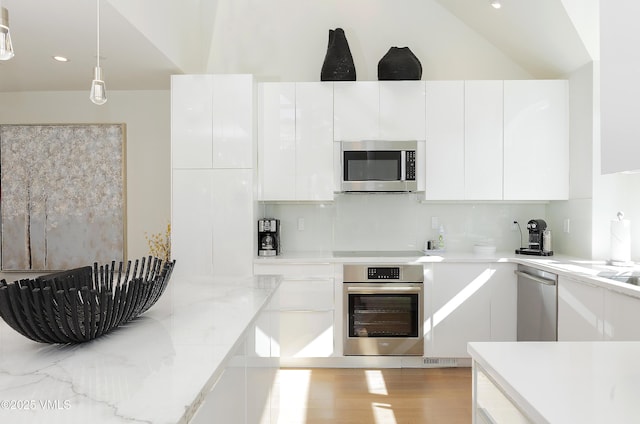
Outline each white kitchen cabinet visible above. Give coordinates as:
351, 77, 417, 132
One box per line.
211, 74, 255, 169
171, 74, 254, 170
424, 81, 465, 200
333, 81, 379, 141
601, 1, 640, 173
464, 80, 504, 200
503, 80, 569, 200
258, 82, 296, 200
379, 81, 426, 140
426, 263, 514, 358
253, 263, 336, 363
172, 169, 254, 279
603, 289, 640, 341
295, 82, 334, 201
258, 82, 334, 201
171, 75, 214, 169
557, 276, 604, 341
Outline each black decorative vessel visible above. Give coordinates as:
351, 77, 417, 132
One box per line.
378, 47, 422, 81
321, 28, 356, 81
0, 256, 176, 344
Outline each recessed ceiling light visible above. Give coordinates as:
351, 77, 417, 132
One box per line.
53, 56, 69, 62
490, 0, 502, 9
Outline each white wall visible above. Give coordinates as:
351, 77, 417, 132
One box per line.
0, 90, 171, 281
206, 0, 532, 81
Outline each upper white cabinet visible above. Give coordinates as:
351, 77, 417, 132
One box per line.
171, 75, 214, 169
379, 81, 426, 140
503, 80, 569, 200
465, 81, 504, 200
334, 81, 426, 141
258, 82, 334, 201
424, 81, 465, 200
171, 74, 254, 170
258, 82, 296, 200
601, 1, 640, 173
295, 83, 335, 200
334, 82, 379, 141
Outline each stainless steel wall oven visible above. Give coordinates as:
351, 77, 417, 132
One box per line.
343, 264, 424, 356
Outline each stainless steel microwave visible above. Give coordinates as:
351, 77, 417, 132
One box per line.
340, 140, 420, 192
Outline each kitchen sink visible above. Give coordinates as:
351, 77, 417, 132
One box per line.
597, 272, 640, 286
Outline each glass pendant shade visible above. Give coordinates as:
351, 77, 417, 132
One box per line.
90, 67, 107, 105
0, 7, 14, 61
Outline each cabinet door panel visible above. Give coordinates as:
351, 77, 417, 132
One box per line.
465, 80, 503, 200
604, 290, 640, 341
424, 81, 465, 200
212, 75, 254, 169
258, 82, 296, 200
503, 80, 568, 200
557, 277, 604, 341
379, 81, 426, 140
333, 82, 379, 140
296, 82, 334, 201
280, 279, 334, 311
171, 75, 213, 169
280, 311, 334, 358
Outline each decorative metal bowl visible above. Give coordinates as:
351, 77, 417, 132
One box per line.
0, 256, 176, 344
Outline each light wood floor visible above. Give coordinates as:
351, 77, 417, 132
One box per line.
272, 367, 472, 424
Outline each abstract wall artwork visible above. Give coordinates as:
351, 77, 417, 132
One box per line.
0, 124, 126, 271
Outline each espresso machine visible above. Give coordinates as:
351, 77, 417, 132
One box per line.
258, 218, 280, 256
515, 219, 553, 256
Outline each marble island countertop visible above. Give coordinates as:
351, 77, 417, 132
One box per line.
469, 341, 640, 423
0, 275, 280, 424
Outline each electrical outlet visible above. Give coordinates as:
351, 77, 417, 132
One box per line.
511, 220, 519, 231
563, 218, 570, 234
431, 216, 439, 230
297, 217, 305, 231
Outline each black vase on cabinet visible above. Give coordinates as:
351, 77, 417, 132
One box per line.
321, 28, 356, 81
378, 47, 422, 80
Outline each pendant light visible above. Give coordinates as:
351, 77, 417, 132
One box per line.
89, 0, 107, 105
0, 6, 14, 61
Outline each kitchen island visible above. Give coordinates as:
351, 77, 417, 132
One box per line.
0, 275, 280, 424
468, 341, 640, 423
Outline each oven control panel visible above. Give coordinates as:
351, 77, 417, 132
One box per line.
367, 267, 400, 279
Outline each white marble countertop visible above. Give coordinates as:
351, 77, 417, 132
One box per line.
468, 341, 640, 423
0, 275, 280, 424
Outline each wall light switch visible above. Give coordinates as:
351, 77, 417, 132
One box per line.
297, 217, 305, 231
563, 218, 570, 234
431, 216, 439, 230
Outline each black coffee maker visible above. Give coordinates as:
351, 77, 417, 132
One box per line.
258, 218, 280, 256
515, 219, 553, 256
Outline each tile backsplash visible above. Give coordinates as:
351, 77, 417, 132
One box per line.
259, 194, 547, 254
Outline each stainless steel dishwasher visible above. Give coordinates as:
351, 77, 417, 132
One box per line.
516, 265, 558, 341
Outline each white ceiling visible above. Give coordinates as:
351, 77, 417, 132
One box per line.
0, 0, 181, 92
0, 0, 596, 93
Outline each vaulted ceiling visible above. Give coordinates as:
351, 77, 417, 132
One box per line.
0, 0, 597, 93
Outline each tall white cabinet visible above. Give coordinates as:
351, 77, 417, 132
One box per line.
171, 74, 256, 279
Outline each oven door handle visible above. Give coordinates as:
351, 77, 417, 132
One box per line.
346, 286, 422, 294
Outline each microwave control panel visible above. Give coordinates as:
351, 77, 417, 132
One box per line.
405, 151, 416, 180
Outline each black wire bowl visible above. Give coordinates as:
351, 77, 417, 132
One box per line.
0, 256, 176, 344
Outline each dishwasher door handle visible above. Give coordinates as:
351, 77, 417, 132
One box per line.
514, 270, 557, 286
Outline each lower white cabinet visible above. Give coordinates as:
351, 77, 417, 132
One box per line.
557, 276, 604, 341
604, 289, 640, 341
473, 365, 531, 424
190, 293, 279, 424
253, 263, 336, 364
425, 263, 516, 358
